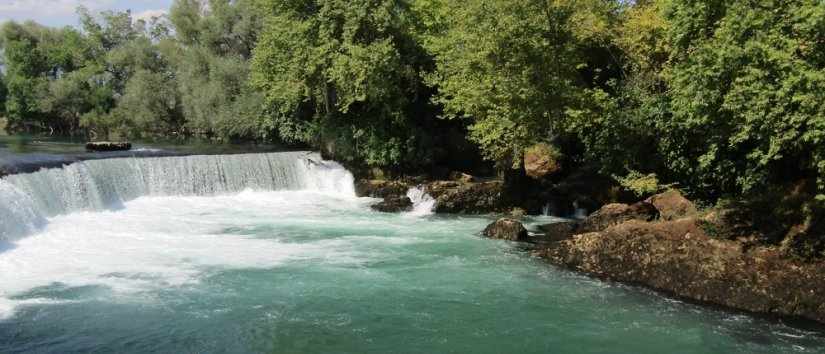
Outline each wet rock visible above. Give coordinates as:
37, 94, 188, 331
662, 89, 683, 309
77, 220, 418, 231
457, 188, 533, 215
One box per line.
483, 218, 529, 241
371, 196, 413, 213
355, 180, 410, 199
425, 180, 508, 214
645, 189, 697, 221
523, 143, 561, 179
85, 141, 132, 152
538, 217, 825, 324
578, 201, 658, 233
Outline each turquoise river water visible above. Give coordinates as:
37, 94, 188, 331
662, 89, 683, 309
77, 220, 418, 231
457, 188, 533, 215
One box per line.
0, 152, 823, 353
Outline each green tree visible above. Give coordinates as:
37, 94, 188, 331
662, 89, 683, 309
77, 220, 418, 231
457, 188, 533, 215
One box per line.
423, 0, 614, 168
251, 0, 435, 167
168, 0, 266, 141
663, 0, 825, 199
566, 0, 670, 177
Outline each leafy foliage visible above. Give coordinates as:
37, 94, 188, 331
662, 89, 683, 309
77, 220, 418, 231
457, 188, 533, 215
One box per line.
251, 0, 435, 167
663, 0, 825, 199
422, 0, 587, 166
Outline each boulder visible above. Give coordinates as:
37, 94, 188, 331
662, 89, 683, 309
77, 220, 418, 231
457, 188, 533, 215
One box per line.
483, 218, 529, 241
536, 221, 580, 243
578, 201, 658, 233
371, 196, 413, 213
425, 180, 508, 214
523, 143, 561, 179
355, 180, 410, 199
645, 189, 697, 221
85, 141, 132, 152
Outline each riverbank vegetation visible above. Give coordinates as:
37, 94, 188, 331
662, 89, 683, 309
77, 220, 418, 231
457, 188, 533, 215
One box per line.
1, 0, 824, 256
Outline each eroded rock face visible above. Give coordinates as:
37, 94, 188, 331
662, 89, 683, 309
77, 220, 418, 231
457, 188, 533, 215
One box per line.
645, 190, 697, 221
537, 218, 825, 324
483, 218, 529, 241
371, 196, 413, 213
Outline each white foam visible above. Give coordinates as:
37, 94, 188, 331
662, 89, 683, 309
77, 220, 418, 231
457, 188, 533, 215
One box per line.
0, 297, 78, 320
405, 186, 436, 217
0, 152, 356, 241
0, 190, 374, 318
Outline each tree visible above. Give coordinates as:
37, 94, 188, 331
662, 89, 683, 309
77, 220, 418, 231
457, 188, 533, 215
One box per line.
0, 71, 7, 117
252, 0, 435, 167
168, 0, 266, 141
423, 0, 612, 167
663, 0, 825, 199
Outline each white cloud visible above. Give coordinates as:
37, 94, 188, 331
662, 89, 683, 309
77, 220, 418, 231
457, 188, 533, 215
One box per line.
0, 0, 114, 19
133, 8, 167, 22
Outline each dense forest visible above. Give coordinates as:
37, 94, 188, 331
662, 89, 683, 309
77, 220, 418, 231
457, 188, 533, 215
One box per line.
1, 0, 825, 253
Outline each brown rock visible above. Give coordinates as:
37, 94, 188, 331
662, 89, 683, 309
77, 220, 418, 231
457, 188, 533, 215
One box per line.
483, 218, 529, 241
578, 201, 658, 233
645, 189, 697, 221
536, 221, 579, 243
538, 217, 825, 324
371, 196, 413, 213
355, 180, 410, 199
425, 180, 508, 214
523, 143, 561, 179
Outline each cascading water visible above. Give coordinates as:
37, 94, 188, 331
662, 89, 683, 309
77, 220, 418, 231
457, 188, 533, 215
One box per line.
405, 186, 436, 216
0, 151, 354, 241
542, 202, 552, 216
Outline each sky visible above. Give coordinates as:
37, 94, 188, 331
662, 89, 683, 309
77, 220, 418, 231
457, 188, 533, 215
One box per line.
0, 0, 174, 27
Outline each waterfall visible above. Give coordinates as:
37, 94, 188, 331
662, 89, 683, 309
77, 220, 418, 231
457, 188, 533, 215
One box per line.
405, 186, 436, 216
542, 203, 552, 216
0, 152, 355, 241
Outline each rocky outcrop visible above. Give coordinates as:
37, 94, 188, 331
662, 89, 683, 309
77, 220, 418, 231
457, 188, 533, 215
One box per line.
355, 178, 509, 214
537, 218, 825, 323
577, 201, 658, 232
371, 196, 413, 212
355, 180, 411, 199
86, 141, 132, 152
536, 221, 580, 243
534, 201, 659, 243
424, 180, 508, 214
645, 189, 697, 221
483, 218, 529, 241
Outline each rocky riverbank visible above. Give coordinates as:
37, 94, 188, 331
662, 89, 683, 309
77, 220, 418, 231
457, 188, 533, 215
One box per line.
479, 190, 825, 324
355, 178, 518, 214
362, 175, 825, 324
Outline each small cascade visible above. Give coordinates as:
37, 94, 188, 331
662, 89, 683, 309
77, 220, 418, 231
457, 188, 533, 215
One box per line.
405, 186, 436, 216
0, 151, 355, 241
541, 203, 552, 216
